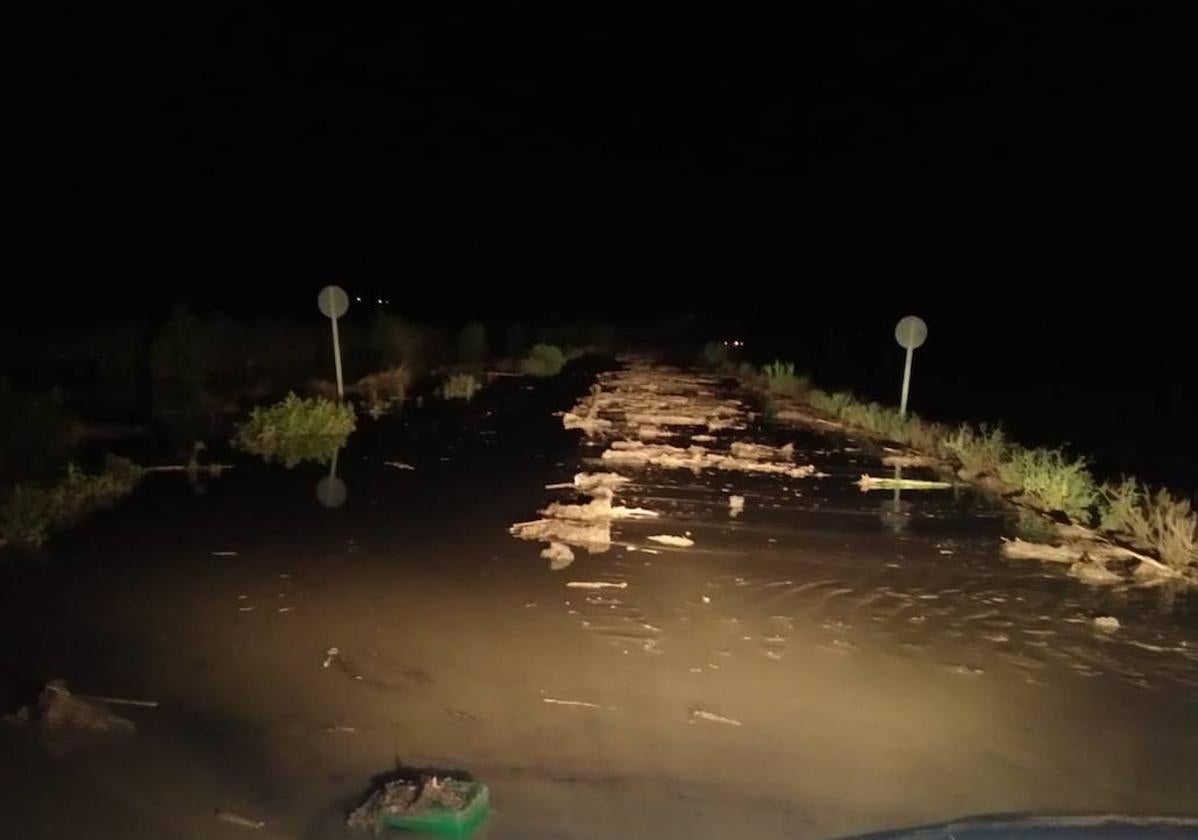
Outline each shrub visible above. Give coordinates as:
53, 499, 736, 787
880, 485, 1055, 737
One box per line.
457, 322, 488, 364
1134, 489, 1197, 570
1014, 508, 1059, 542
1098, 477, 1145, 533
900, 417, 944, 453
761, 360, 809, 396
1099, 480, 1197, 570
998, 447, 1098, 520
941, 424, 1010, 474
807, 389, 855, 418
1, 456, 143, 548
233, 393, 356, 467
438, 373, 481, 400
521, 343, 565, 377
352, 365, 410, 418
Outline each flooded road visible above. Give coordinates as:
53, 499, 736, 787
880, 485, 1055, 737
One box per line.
2, 359, 1197, 839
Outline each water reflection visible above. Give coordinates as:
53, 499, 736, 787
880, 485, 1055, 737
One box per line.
315, 448, 347, 508
878, 466, 911, 532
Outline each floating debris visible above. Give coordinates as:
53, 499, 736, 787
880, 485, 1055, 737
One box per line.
347, 775, 489, 836
1069, 559, 1123, 585
728, 495, 745, 516
562, 412, 613, 435
383, 461, 416, 471
211, 550, 239, 557
540, 542, 575, 570
323, 647, 340, 668
881, 454, 941, 468
1094, 616, 1121, 632
5, 680, 138, 734
542, 697, 615, 710
690, 708, 742, 727
510, 519, 611, 552
215, 810, 266, 830
600, 440, 816, 478
648, 534, 694, 547
566, 581, 627, 590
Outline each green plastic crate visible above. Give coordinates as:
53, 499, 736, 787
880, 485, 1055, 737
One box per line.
378, 782, 489, 837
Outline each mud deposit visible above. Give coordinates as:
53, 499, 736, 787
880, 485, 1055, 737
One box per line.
2, 359, 1197, 839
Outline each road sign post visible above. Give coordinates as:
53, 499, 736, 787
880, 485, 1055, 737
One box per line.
317, 285, 349, 399
893, 315, 928, 418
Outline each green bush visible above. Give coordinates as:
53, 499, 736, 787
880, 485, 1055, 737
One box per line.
352, 365, 410, 418
901, 417, 945, 453
1013, 508, 1059, 542
941, 424, 1010, 474
998, 447, 1098, 520
457, 322, 488, 364
233, 393, 356, 467
1, 456, 143, 548
521, 343, 566, 377
1098, 477, 1145, 533
438, 373, 481, 400
807, 389, 855, 418
1099, 480, 1197, 570
761, 360, 809, 396
1133, 489, 1197, 570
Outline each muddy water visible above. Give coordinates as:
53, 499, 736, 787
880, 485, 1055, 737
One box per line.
1, 361, 1197, 839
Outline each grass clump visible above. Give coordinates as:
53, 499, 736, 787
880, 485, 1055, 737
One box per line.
1099, 479, 1197, 570
1, 456, 143, 548
1013, 508, 1059, 542
1098, 477, 1145, 533
233, 393, 356, 467
352, 365, 410, 418
807, 389, 855, 418
521, 343, 565, 377
761, 360, 809, 396
438, 373, 481, 401
940, 424, 1010, 474
997, 447, 1098, 520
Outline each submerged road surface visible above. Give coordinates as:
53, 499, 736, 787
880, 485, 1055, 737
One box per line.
1, 359, 1196, 839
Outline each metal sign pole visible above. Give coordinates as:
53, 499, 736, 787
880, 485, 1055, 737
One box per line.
893, 315, 928, 419
317, 285, 350, 401
899, 344, 914, 417
330, 297, 344, 399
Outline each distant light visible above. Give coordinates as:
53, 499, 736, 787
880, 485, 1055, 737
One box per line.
377, 298, 383, 304
355, 296, 362, 303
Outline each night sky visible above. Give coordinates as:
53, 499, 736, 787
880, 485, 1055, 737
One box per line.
6, 5, 1196, 482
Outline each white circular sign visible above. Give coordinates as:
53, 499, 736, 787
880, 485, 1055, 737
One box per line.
894, 315, 928, 350
317, 285, 349, 319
